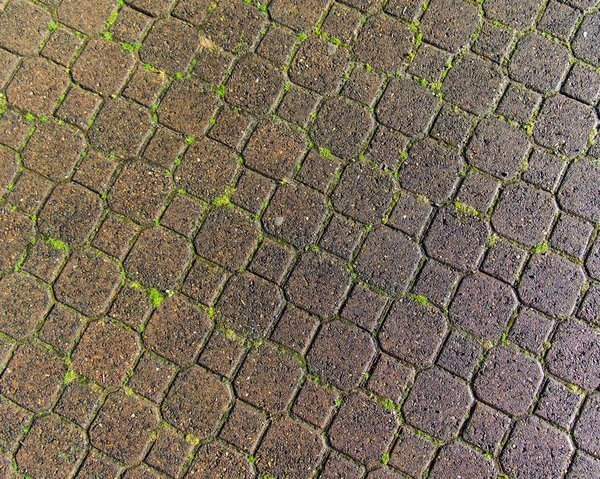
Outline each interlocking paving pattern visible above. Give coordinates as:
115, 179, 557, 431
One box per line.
1, 0, 600, 477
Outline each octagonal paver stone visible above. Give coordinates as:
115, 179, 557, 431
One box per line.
0, 0, 51, 55
234, 342, 303, 414
72, 38, 135, 96
187, 443, 254, 479
256, 416, 325, 478
0, 273, 51, 340
307, 320, 376, 390
158, 77, 218, 138
379, 298, 447, 367
90, 392, 158, 464
428, 442, 496, 479
125, 226, 192, 291
0, 208, 35, 274
58, 0, 118, 35
72, 319, 140, 387
290, 36, 350, 95
312, 97, 375, 160
195, 207, 260, 271
420, 0, 480, 53
442, 53, 505, 115
474, 346, 544, 416
534, 95, 597, 159
558, 158, 600, 223
518, 252, 585, 318
546, 319, 600, 391
217, 272, 285, 339
573, 12, 600, 68
89, 98, 153, 158
332, 161, 395, 225
483, 0, 544, 29
355, 226, 422, 295
6, 57, 70, 117
403, 367, 473, 441
0, 342, 66, 413
492, 182, 557, 247
162, 366, 230, 438
15, 414, 85, 479
574, 394, 600, 457
377, 77, 440, 138
143, 295, 212, 365
263, 183, 328, 247
38, 183, 102, 247
466, 117, 530, 180
226, 54, 284, 115
175, 137, 239, 201
269, 0, 329, 31
22, 120, 86, 181
424, 206, 490, 272
108, 161, 171, 224
354, 13, 414, 73
140, 18, 198, 75
204, 0, 267, 53
285, 252, 352, 318
55, 249, 121, 317
501, 416, 574, 479
509, 33, 571, 93
242, 119, 307, 181
400, 138, 464, 204
450, 273, 517, 342
329, 392, 399, 465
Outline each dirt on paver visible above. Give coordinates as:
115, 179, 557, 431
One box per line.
0, 0, 600, 477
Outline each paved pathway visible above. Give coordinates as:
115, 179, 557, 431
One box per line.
1, 0, 600, 477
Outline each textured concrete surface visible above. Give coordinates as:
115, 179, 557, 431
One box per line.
0, 0, 600, 477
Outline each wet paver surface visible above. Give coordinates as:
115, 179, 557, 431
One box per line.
0, 0, 600, 477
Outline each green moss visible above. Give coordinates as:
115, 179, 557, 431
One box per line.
412, 294, 429, 306
532, 241, 549, 254
122, 42, 142, 51
454, 201, 479, 217
149, 288, 164, 308
212, 193, 231, 207
48, 22, 58, 31
47, 237, 69, 251
318, 147, 334, 159
63, 370, 78, 384
185, 433, 200, 445
381, 452, 390, 465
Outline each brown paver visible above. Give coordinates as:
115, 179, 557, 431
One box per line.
3, 1, 600, 477
72, 319, 140, 387
90, 391, 158, 464
234, 341, 303, 413
15, 414, 86, 479
162, 366, 230, 438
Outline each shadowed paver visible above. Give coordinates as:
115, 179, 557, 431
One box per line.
1, 0, 600, 477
